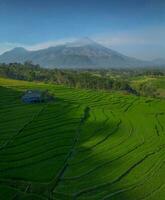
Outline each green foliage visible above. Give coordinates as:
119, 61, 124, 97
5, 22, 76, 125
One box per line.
1, 62, 165, 98
0, 77, 164, 200
138, 82, 158, 97
0, 63, 135, 93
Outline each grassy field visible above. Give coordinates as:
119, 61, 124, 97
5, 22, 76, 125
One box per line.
0, 77, 164, 200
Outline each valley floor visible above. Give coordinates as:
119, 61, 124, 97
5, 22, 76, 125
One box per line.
0, 78, 164, 200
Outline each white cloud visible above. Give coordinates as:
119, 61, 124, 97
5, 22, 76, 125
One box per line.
0, 38, 76, 55
0, 42, 23, 54
92, 26, 165, 59
93, 26, 165, 46
26, 38, 76, 51
0, 27, 164, 60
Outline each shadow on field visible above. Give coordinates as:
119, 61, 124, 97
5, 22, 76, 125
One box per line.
0, 86, 141, 200
0, 86, 23, 104
56, 107, 144, 200
0, 86, 87, 199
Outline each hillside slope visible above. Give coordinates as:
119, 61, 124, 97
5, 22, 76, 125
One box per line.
0, 78, 164, 200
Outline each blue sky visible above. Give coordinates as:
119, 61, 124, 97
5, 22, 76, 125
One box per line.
0, 0, 165, 60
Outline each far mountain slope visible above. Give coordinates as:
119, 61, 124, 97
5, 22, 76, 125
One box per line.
0, 38, 162, 68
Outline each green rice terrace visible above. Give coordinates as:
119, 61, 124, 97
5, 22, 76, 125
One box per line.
0, 77, 164, 200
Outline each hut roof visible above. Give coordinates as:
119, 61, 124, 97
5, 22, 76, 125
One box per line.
23, 90, 42, 99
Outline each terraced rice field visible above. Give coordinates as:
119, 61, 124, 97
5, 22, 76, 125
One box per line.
0, 77, 164, 200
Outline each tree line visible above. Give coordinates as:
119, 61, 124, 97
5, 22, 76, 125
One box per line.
0, 62, 164, 97
0, 62, 135, 91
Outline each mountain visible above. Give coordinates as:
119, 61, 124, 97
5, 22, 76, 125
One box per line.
152, 58, 165, 66
0, 47, 29, 63
0, 38, 162, 68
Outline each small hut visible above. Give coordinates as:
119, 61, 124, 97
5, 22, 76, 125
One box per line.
22, 89, 55, 103
22, 90, 43, 103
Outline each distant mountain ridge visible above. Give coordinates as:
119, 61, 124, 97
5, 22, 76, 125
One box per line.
0, 38, 164, 68
152, 58, 165, 66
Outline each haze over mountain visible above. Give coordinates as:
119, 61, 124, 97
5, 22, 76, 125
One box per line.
0, 38, 163, 68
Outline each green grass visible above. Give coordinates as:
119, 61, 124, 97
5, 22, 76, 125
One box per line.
0, 77, 164, 200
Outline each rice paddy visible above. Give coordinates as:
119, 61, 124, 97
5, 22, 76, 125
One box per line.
0, 77, 164, 200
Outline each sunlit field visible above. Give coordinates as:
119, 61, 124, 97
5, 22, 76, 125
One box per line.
0, 77, 164, 200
